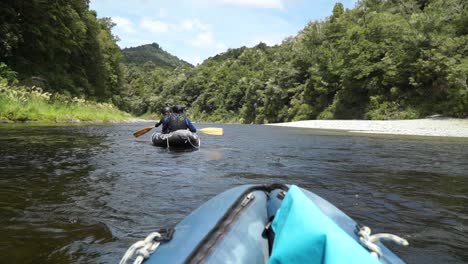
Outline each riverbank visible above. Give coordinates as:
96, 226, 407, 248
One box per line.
0, 119, 147, 124
266, 118, 468, 138
0, 86, 132, 123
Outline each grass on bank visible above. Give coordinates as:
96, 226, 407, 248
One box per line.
0, 84, 131, 122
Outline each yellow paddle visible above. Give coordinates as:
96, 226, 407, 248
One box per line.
133, 126, 154, 137
199, 127, 224, 136
133, 126, 224, 137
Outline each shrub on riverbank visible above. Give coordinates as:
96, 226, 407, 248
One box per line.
0, 83, 131, 122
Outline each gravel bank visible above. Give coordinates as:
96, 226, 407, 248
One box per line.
266, 118, 468, 138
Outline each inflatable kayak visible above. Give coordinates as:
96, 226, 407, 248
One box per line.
120, 184, 408, 264
151, 130, 200, 148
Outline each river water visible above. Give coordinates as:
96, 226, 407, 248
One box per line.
0, 123, 466, 263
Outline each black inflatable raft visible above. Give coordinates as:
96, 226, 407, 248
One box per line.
151, 130, 200, 148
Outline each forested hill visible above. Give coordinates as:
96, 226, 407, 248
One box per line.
121, 43, 192, 69
121, 0, 467, 121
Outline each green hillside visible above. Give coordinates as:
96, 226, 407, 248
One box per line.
121, 43, 192, 69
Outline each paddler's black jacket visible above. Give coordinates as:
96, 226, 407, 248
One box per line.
162, 113, 196, 133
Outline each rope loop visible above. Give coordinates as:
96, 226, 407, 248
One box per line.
119, 232, 162, 264
187, 134, 200, 149
357, 225, 409, 258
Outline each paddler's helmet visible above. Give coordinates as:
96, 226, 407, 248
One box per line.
161, 106, 171, 114
172, 105, 184, 113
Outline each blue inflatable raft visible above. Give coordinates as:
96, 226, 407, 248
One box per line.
120, 184, 408, 264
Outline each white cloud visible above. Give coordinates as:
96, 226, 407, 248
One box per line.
112, 16, 135, 33
180, 20, 195, 31
140, 17, 170, 33
178, 19, 210, 32
190, 31, 214, 47
157, 8, 168, 18
219, 0, 285, 9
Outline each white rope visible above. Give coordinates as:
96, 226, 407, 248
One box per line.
157, 132, 172, 148
187, 134, 200, 149
357, 226, 409, 258
120, 232, 162, 264
157, 130, 200, 149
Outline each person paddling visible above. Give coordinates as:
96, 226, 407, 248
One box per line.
162, 105, 196, 133
154, 106, 171, 129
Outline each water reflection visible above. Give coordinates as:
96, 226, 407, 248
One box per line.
0, 125, 113, 263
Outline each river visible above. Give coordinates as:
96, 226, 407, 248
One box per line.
0, 123, 467, 263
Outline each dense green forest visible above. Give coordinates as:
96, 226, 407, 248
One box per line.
0, 0, 122, 100
1, 0, 466, 122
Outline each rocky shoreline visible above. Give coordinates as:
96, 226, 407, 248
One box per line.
266, 118, 468, 138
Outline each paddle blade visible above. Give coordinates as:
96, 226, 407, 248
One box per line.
133, 126, 154, 137
200, 127, 224, 136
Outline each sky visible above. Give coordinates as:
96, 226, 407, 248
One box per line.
89, 0, 358, 65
